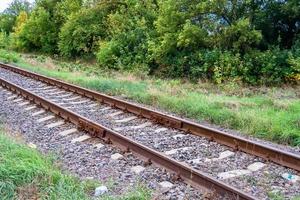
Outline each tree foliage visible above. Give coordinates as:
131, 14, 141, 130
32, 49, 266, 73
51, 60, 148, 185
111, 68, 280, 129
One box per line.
0, 0, 299, 84
0, 0, 31, 33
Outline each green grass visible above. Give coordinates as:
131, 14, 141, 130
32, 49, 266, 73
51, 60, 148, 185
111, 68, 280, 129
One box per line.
0, 132, 95, 200
0, 129, 151, 200
0, 49, 299, 146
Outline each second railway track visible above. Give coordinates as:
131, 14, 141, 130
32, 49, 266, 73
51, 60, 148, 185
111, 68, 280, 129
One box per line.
0, 62, 299, 199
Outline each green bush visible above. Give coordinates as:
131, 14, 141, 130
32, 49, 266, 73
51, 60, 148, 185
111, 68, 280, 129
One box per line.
0, 49, 19, 63
58, 5, 110, 57
0, 32, 10, 49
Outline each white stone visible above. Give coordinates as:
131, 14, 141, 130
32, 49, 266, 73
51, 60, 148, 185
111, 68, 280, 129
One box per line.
59, 128, 77, 136
172, 134, 186, 139
111, 153, 124, 160
282, 173, 300, 183
154, 128, 168, 133
27, 143, 37, 149
159, 181, 173, 189
189, 158, 202, 164
131, 165, 145, 174
25, 106, 37, 111
131, 122, 152, 129
115, 116, 137, 123
37, 115, 55, 123
94, 186, 108, 197
94, 143, 104, 149
46, 121, 65, 128
32, 110, 45, 116
108, 111, 123, 117
218, 169, 251, 179
165, 147, 192, 155
71, 135, 91, 143
205, 150, 235, 162
247, 162, 265, 172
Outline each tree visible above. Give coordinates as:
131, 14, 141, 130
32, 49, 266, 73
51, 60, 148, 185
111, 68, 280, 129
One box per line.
10, 11, 28, 50
59, 1, 124, 57
0, 0, 31, 33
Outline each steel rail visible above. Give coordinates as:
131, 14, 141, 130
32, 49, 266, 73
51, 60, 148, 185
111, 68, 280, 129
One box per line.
1, 63, 299, 172
0, 77, 256, 200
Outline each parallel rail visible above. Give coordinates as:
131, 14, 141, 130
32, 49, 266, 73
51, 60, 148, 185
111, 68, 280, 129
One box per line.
0, 76, 255, 200
1, 62, 299, 172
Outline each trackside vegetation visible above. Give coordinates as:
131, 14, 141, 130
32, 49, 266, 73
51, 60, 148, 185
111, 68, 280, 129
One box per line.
0, 127, 151, 199
0, 132, 95, 199
0, 50, 299, 146
0, 0, 299, 85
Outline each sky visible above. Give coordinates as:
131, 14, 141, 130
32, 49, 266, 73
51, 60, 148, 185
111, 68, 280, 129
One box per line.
0, 0, 34, 13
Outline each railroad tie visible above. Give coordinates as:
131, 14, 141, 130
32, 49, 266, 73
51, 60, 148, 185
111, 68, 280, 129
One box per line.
12, 98, 23, 103
71, 135, 91, 143
217, 162, 266, 179
164, 147, 193, 155
59, 128, 77, 136
7, 95, 17, 100
87, 103, 98, 108
155, 128, 168, 133
99, 107, 111, 111
64, 96, 81, 101
32, 110, 46, 116
37, 115, 55, 123
48, 91, 65, 96
204, 150, 235, 162
55, 93, 73, 98
131, 122, 152, 129
42, 88, 58, 93
108, 111, 123, 117
46, 121, 65, 129
18, 101, 30, 106
115, 116, 137, 123
69, 100, 90, 105
25, 106, 37, 111
33, 86, 52, 91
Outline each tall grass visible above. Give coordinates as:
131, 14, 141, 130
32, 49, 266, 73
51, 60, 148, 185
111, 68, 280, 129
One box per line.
0, 133, 95, 200
0, 131, 152, 200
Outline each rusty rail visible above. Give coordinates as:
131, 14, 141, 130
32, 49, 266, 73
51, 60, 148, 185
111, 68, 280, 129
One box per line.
1, 63, 299, 172
0, 77, 256, 200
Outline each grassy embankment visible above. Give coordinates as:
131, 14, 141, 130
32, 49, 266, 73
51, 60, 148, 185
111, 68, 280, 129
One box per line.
0, 126, 151, 200
0, 49, 299, 146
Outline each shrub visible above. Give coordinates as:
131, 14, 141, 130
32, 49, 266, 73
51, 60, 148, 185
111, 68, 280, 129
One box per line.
58, 2, 123, 58
0, 49, 19, 63
0, 32, 10, 49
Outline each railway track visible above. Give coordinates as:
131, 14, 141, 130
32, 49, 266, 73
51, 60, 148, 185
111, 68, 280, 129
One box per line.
0, 62, 299, 199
